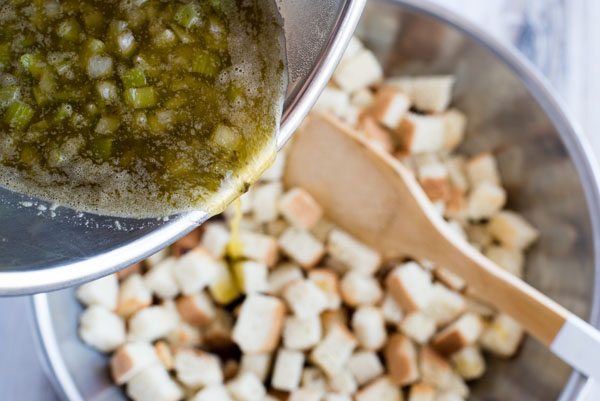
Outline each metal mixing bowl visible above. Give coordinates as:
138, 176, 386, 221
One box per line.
0, 0, 366, 295
31, 0, 600, 400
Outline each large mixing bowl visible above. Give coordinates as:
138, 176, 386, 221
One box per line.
31, 0, 600, 400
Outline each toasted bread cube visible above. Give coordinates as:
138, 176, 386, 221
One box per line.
154, 341, 174, 370
239, 231, 279, 267
166, 321, 202, 347
267, 263, 303, 295
479, 313, 524, 357
400, 312, 436, 345
265, 218, 290, 238
372, 87, 411, 129
283, 279, 329, 318
308, 269, 341, 310
327, 229, 382, 275
408, 383, 435, 401
76, 274, 119, 310
176, 291, 216, 327
360, 115, 395, 154
279, 227, 325, 269
386, 262, 433, 313
201, 222, 231, 259
484, 245, 524, 277
465, 224, 493, 249
381, 293, 404, 325
488, 211, 539, 250
348, 351, 384, 386
424, 284, 466, 327
444, 156, 468, 192
435, 393, 464, 401
126, 364, 183, 401
391, 75, 454, 113
232, 294, 285, 354
128, 305, 178, 343
223, 359, 240, 381
328, 370, 357, 394
321, 309, 349, 335
314, 86, 351, 118
418, 162, 451, 202
464, 295, 496, 318
352, 87, 374, 108
234, 260, 269, 294
252, 182, 283, 224
434, 268, 466, 292
145, 248, 169, 268
324, 394, 352, 401
209, 261, 241, 305
419, 347, 452, 389
240, 353, 272, 382
173, 229, 201, 257
466, 153, 500, 187
340, 271, 383, 307
116, 273, 153, 317
397, 113, 445, 154
174, 348, 222, 388
451, 345, 486, 380
227, 372, 266, 401
333, 49, 383, 93
172, 248, 220, 295
191, 385, 234, 401
79, 305, 125, 352
111, 342, 159, 385
302, 367, 327, 391
311, 323, 357, 377
271, 349, 305, 391
384, 333, 419, 386
355, 376, 403, 401
443, 372, 469, 399
284, 315, 322, 350
279, 188, 324, 230
442, 109, 466, 151
262, 150, 287, 182
144, 257, 180, 299
352, 306, 387, 351
204, 309, 234, 349
466, 182, 506, 220
289, 388, 324, 401
117, 263, 143, 280
432, 313, 483, 355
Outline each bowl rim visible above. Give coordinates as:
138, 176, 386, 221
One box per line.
30, 0, 600, 400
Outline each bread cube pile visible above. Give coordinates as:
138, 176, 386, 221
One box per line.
76, 36, 540, 401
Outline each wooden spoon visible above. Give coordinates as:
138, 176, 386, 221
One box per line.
284, 111, 600, 380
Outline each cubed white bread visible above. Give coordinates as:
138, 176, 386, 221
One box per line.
324, 394, 352, 401
412, 153, 441, 170
252, 182, 283, 224
396, 113, 445, 155
400, 312, 436, 345
126, 364, 183, 401
302, 367, 327, 391
310, 323, 357, 377
418, 162, 451, 202
451, 345, 486, 380
279, 227, 325, 269
333, 49, 383, 93
265, 218, 290, 238
308, 269, 341, 310
227, 372, 266, 401
434, 393, 464, 401
201, 222, 231, 259
432, 313, 483, 356
384, 333, 420, 386
145, 248, 169, 268
191, 385, 234, 401
176, 291, 216, 327
223, 359, 240, 381
343, 104, 362, 126
271, 349, 305, 391
388, 75, 455, 113
352, 306, 387, 351
111, 342, 159, 385
154, 341, 174, 370
444, 156, 468, 192
204, 309, 234, 349
321, 309, 349, 334
466, 182, 506, 220
283, 279, 329, 318
351, 88, 374, 109
424, 283, 466, 327
279, 188, 324, 230
240, 353, 272, 382
173, 229, 201, 257
263, 395, 279, 401
340, 271, 383, 307
360, 115, 395, 154
116, 273, 153, 317
340, 35, 364, 63
128, 305, 178, 343
327, 229, 382, 275
465, 152, 500, 187
464, 295, 496, 318
117, 263, 143, 280
381, 293, 404, 324
144, 257, 180, 299
234, 260, 269, 294
434, 268, 466, 292
479, 313, 524, 357
174, 348, 223, 388
209, 261, 241, 305
314, 86, 351, 118
262, 150, 287, 182
442, 109, 466, 151
284, 315, 322, 350
232, 294, 285, 354
267, 264, 303, 295
408, 383, 435, 401
444, 372, 469, 399
328, 370, 357, 394
79, 305, 125, 352
354, 376, 403, 401
76, 274, 119, 310
347, 351, 384, 386
172, 248, 220, 295
371, 87, 411, 129
386, 262, 433, 312
487, 210, 539, 250
166, 321, 202, 347
239, 231, 279, 267
419, 347, 452, 389
288, 388, 324, 401
464, 224, 493, 249
484, 245, 524, 277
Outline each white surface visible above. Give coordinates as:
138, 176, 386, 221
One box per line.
551, 314, 600, 381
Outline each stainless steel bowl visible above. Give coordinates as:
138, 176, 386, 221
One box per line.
0, 0, 366, 295
32, 0, 600, 400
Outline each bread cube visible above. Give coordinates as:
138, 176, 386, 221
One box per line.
479, 313, 524, 357
271, 349, 305, 391
419, 347, 452, 389
451, 345, 486, 380
465, 223, 494, 250
223, 359, 240, 381
340, 271, 383, 307
418, 162, 451, 202
408, 383, 435, 401
265, 218, 290, 238
252, 182, 283, 223
324, 394, 352, 401
443, 372, 469, 399
172, 248, 220, 295
126, 364, 183, 401
381, 293, 404, 325
444, 156, 468, 192
464, 295, 496, 318
310, 218, 336, 243
166, 321, 202, 347
351, 87, 374, 108
321, 309, 349, 334
432, 313, 483, 355
302, 367, 327, 391
288, 388, 324, 401
466, 182, 506, 220
314, 86, 351, 117
371, 87, 411, 129
115, 273, 152, 317
173, 229, 201, 257
279, 187, 323, 230
484, 245, 524, 277
360, 115, 395, 154
176, 291, 216, 327
354, 376, 403, 401
310, 323, 357, 377
434, 268, 466, 292
267, 263, 303, 295
424, 283, 466, 327
209, 261, 241, 305
128, 305, 178, 343
117, 263, 143, 280
262, 150, 287, 182
79, 305, 125, 352
145, 248, 169, 268
333, 49, 383, 92
284, 315, 322, 350
390, 75, 454, 113
466, 152, 500, 187
234, 260, 269, 294
308, 269, 341, 310
76, 274, 118, 310
327, 229, 382, 275
240, 353, 272, 382
442, 109, 466, 151
384, 333, 419, 386
283, 279, 329, 318
227, 372, 266, 401
111, 342, 159, 385
204, 309, 234, 349
279, 227, 325, 268
144, 257, 180, 299
352, 306, 387, 351
174, 348, 223, 388
239, 231, 279, 267
487, 210, 539, 250
435, 393, 465, 401
154, 341, 174, 370
201, 222, 231, 259
400, 312, 436, 345
347, 351, 384, 386
191, 385, 234, 401
232, 294, 285, 354
386, 262, 433, 312
328, 370, 357, 394
396, 113, 445, 154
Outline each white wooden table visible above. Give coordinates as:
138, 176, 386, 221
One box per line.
1, 1, 600, 399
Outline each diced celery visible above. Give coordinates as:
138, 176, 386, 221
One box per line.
17, 32, 36, 49
204, 16, 228, 49
91, 137, 113, 160
39, 71, 56, 94
33, 86, 51, 106
83, 38, 106, 55
120, 68, 147, 88
83, 10, 104, 35
0, 86, 20, 109
95, 116, 121, 134
191, 51, 220, 76
170, 24, 196, 44
4, 101, 34, 130
175, 2, 200, 29
20, 145, 38, 165
124, 87, 157, 109
153, 29, 177, 48
56, 18, 82, 42
0, 44, 11, 67
54, 60, 73, 77
20, 54, 46, 79
54, 104, 73, 121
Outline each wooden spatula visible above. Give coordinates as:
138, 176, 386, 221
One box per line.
284, 111, 600, 381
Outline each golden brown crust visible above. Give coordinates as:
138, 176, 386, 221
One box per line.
384, 333, 420, 386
